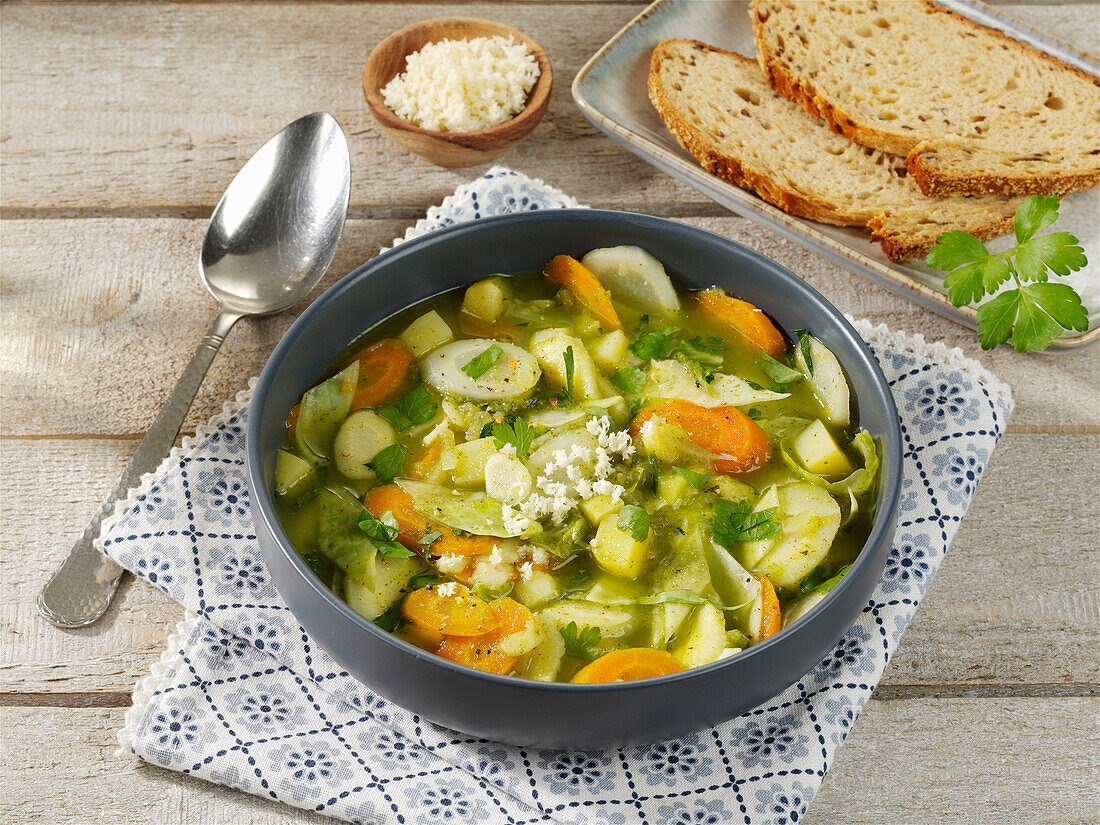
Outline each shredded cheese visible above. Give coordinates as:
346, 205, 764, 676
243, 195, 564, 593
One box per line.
382, 36, 540, 133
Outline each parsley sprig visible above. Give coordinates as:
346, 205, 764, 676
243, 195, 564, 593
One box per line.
369, 443, 407, 483
492, 416, 535, 459
559, 621, 602, 660
358, 509, 416, 558
926, 194, 1088, 352
712, 499, 781, 546
376, 386, 437, 433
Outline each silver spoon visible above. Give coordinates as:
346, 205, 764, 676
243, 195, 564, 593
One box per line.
38, 112, 351, 628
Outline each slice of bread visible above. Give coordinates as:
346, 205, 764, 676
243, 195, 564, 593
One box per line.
751, 0, 1100, 197
647, 39, 1020, 261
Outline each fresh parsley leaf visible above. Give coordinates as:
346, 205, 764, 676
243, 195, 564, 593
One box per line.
795, 330, 814, 376
1015, 231, 1087, 279
712, 499, 781, 547
562, 346, 575, 402
926, 195, 1088, 352
303, 551, 333, 580
462, 344, 503, 379
492, 417, 535, 458
418, 529, 443, 548
617, 504, 650, 542
745, 380, 764, 391
672, 466, 710, 489
559, 621, 602, 660
612, 366, 648, 395
1013, 192, 1060, 244
480, 413, 517, 439
369, 443, 408, 483
629, 327, 679, 360
756, 352, 803, 385
569, 568, 593, 588
679, 335, 725, 367
814, 564, 852, 595
358, 508, 415, 558
373, 601, 403, 631
377, 386, 438, 433
799, 566, 826, 594
746, 407, 761, 419
409, 572, 441, 590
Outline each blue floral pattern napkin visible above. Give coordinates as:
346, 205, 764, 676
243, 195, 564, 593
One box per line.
103, 167, 1013, 825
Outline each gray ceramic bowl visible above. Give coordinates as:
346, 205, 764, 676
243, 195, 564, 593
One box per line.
246, 209, 902, 749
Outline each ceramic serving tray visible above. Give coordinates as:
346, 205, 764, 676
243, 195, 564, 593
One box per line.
572, 0, 1099, 350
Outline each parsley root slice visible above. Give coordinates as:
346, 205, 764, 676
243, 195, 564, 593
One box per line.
402, 584, 500, 637
545, 255, 622, 332
692, 288, 785, 358
751, 575, 782, 644
363, 485, 497, 557
631, 401, 771, 475
570, 648, 685, 683
346, 339, 414, 410
437, 598, 535, 675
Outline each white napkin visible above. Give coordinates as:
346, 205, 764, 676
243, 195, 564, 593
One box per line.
103, 167, 1014, 824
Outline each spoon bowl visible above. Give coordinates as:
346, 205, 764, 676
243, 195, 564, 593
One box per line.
202, 112, 351, 314
38, 112, 351, 628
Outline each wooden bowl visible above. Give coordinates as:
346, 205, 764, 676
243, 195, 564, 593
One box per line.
362, 18, 553, 167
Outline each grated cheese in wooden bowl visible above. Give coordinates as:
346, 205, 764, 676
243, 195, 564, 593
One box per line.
381, 35, 541, 133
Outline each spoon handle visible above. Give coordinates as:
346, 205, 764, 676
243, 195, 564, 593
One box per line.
38, 309, 243, 628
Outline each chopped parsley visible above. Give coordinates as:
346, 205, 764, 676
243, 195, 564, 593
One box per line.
358, 508, 415, 558
376, 386, 438, 433
617, 504, 650, 542
462, 344, 503, 378
611, 365, 648, 395
373, 601, 403, 631
369, 443, 407, 483
560, 621, 602, 660
409, 572, 442, 590
672, 466, 710, 489
795, 330, 814, 375
492, 416, 535, 459
712, 499, 781, 546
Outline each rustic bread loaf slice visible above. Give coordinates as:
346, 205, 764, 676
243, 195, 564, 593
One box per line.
751, 0, 1100, 197
647, 39, 1019, 261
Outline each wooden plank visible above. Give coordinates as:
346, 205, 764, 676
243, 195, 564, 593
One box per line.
1, 3, 1095, 214
3, 434, 1095, 695
2, 217, 1097, 437
2, 700, 1095, 823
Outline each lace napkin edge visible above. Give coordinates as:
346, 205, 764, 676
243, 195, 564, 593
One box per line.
116, 611, 203, 756
848, 317, 1015, 412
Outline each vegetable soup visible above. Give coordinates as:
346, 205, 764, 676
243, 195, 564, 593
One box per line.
274, 247, 880, 683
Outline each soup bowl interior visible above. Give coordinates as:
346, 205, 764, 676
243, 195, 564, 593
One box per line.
247, 209, 902, 749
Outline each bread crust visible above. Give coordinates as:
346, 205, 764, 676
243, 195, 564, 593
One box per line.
647, 39, 1017, 261
751, 0, 1100, 197
648, 41, 863, 230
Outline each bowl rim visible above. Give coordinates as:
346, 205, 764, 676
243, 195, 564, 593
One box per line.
247, 208, 904, 693
361, 16, 554, 140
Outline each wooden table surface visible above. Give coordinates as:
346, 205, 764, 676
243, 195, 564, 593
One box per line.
2, 1, 1097, 822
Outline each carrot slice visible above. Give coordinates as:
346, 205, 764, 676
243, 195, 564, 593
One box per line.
398, 622, 444, 653
345, 339, 413, 410
571, 648, 685, 683
285, 402, 301, 443
406, 440, 442, 480
436, 597, 534, 675
459, 312, 523, 344
545, 255, 622, 331
363, 484, 498, 557
693, 288, 786, 358
756, 575, 782, 643
630, 401, 771, 474
402, 584, 500, 637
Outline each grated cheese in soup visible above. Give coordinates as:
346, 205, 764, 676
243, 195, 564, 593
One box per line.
381, 35, 540, 133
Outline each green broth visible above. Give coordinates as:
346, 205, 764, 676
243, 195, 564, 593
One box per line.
274, 250, 879, 682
